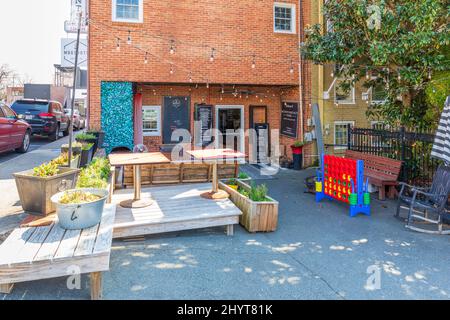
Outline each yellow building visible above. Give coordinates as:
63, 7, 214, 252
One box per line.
310, 0, 386, 156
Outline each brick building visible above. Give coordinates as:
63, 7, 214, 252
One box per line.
88, 0, 313, 163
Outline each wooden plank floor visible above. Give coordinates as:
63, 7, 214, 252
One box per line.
112, 183, 242, 239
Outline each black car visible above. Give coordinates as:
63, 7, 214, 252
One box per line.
11, 99, 70, 141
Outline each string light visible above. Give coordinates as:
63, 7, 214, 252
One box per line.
251, 55, 256, 69
428, 69, 432, 80
170, 64, 174, 74
365, 68, 370, 80
210, 48, 215, 62
206, 82, 210, 89
169, 40, 175, 55
188, 72, 193, 83
144, 52, 148, 64
290, 58, 295, 74
127, 30, 132, 45
330, 71, 334, 78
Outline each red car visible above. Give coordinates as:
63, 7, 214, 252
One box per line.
0, 102, 31, 154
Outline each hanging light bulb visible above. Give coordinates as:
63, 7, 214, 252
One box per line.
188, 72, 193, 83
221, 87, 225, 94
365, 68, 370, 80
251, 55, 256, 69
330, 71, 334, 78
209, 48, 215, 62
206, 82, 209, 89
127, 30, 132, 45
169, 40, 175, 55
397, 71, 401, 82
170, 64, 174, 74
144, 52, 148, 64
428, 68, 432, 80
116, 38, 121, 51
290, 59, 295, 74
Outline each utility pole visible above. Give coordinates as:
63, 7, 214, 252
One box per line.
68, 9, 82, 166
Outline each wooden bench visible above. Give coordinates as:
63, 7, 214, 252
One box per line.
0, 204, 116, 300
345, 150, 402, 200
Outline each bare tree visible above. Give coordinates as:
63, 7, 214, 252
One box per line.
0, 64, 13, 102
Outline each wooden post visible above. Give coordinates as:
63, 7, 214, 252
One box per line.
90, 272, 102, 300
212, 162, 218, 193
226, 224, 234, 236
0, 283, 14, 294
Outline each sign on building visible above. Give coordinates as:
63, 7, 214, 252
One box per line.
280, 102, 299, 138
64, 0, 88, 34
61, 38, 88, 68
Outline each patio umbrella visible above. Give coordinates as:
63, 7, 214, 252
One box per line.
431, 96, 450, 165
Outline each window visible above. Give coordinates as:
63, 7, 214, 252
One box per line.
334, 121, 354, 149
274, 3, 296, 34
371, 121, 389, 130
2, 105, 16, 118
112, 0, 143, 23
334, 79, 355, 104
371, 83, 387, 104
142, 106, 161, 136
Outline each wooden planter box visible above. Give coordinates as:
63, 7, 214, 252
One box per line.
13, 167, 80, 216
219, 179, 279, 233
123, 162, 238, 187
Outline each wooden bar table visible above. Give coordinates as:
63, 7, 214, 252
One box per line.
187, 148, 245, 200
108, 152, 171, 208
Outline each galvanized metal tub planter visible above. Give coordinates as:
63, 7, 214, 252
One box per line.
13, 167, 80, 216
51, 188, 109, 230
219, 179, 279, 232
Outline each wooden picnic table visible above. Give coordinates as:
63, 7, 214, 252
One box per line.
108, 152, 171, 208
0, 204, 116, 300
187, 148, 246, 200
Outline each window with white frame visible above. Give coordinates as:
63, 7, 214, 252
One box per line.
274, 3, 296, 34
112, 0, 143, 23
334, 79, 355, 104
334, 121, 354, 149
142, 106, 161, 136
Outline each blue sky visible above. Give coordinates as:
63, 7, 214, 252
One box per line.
0, 0, 72, 83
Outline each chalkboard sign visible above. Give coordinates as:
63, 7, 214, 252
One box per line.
280, 102, 298, 138
163, 96, 191, 144
194, 104, 213, 146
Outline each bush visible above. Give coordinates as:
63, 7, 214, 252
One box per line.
33, 161, 59, 177
75, 132, 96, 141
238, 183, 270, 202
76, 157, 111, 189
238, 172, 249, 179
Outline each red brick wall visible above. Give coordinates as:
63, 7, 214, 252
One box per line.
88, 0, 312, 162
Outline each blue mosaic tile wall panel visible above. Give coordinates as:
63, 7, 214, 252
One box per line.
101, 81, 134, 154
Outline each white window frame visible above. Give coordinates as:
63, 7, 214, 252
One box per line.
370, 82, 388, 105
333, 121, 354, 150
273, 2, 296, 34
334, 79, 355, 105
112, 0, 143, 23
142, 105, 161, 137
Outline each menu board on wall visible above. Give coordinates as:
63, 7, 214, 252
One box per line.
163, 96, 191, 144
280, 102, 299, 138
194, 104, 213, 146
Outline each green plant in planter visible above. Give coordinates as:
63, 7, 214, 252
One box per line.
248, 183, 269, 202
82, 143, 94, 151
238, 172, 249, 180
62, 142, 83, 148
228, 178, 238, 186
32, 161, 60, 177
76, 157, 111, 189
292, 140, 307, 148
75, 132, 96, 141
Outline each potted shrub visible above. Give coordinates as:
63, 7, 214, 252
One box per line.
61, 142, 83, 155
291, 140, 308, 170
75, 132, 98, 154
219, 180, 279, 232
87, 130, 105, 149
238, 171, 251, 183
13, 162, 80, 216
51, 152, 80, 169
79, 143, 94, 167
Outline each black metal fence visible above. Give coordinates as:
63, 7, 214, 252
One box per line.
348, 126, 441, 186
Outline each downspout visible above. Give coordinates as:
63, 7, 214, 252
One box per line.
298, 0, 305, 160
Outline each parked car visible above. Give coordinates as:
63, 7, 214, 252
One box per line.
0, 103, 32, 154
64, 108, 84, 130
11, 99, 70, 141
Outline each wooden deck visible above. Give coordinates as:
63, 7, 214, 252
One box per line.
112, 183, 242, 239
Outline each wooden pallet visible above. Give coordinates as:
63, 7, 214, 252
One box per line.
0, 205, 116, 300
112, 183, 242, 239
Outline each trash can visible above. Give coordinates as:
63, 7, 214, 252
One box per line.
291, 145, 304, 170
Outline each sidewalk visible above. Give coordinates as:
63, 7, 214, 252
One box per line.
0, 136, 69, 235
